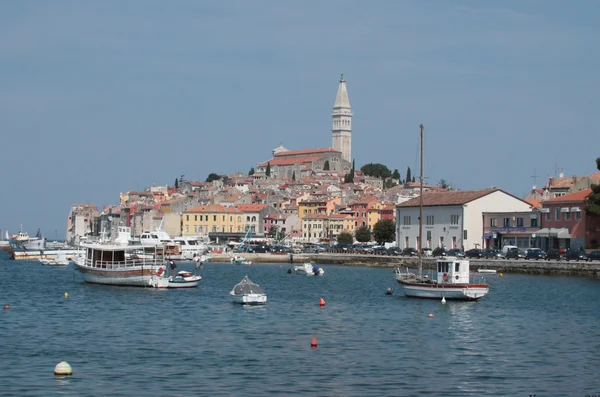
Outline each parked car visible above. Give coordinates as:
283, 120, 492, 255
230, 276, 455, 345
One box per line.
546, 249, 564, 261
372, 246, 388, 255
564, 249, 587, 261
421, 247, 433, 257
249, 245, 270, 253
465, 248, 484, 258
483, 249, 504, 259
446, 249, 465, 258
432, 247, 447, 257
587, 251, 600, 261
506, 248, 526, 259
402, 247, 418, 256
525, 248, 547, 260
386, 247, 401, 256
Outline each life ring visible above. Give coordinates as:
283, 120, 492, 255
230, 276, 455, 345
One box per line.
156, 266, 166, 277
443, 272, 449, 282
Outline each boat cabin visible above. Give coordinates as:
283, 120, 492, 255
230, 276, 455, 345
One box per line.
436, 258, 470, 284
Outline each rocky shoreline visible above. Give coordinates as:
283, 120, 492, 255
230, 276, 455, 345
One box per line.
209, 253, 600, 278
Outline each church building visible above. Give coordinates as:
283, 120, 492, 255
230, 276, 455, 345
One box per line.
255, 74, 353, 179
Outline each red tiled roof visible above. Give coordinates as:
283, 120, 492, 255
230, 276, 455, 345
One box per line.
235, 204, 268, 212
399, 189, 499, 207
274, 148, 339, 157
257, 155, 322, 167
589, 172, 600, 184
542, 188, 592, 203
526, 199, 542, 209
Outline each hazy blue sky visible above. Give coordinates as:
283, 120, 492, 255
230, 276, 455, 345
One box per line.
1, 0, 599, 237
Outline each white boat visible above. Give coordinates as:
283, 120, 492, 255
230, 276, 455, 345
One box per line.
168, 270, 201, 288
394, 125, 489, 301
74, 243, 168, 287
294, 263, 324, 276
231, 255, 252, 265
477, 269, 497, 274
172, 236, 208, 260
40, 252, 70, 267
230, 275, 267, 305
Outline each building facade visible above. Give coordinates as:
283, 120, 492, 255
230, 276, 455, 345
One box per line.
482, 211, 540, 249
331, 73, 352, 162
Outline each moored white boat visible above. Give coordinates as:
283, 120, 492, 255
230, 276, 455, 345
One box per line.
294, 263, 324, 276
230, 275, 267, 305
231, 255, 252, 265
168, 270, 201, 288
40, 252, 70, 267
477, 269, 497, 274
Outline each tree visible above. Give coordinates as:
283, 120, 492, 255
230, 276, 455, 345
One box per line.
372, 219, 395, 244
323, 160, 330, 171
269, 225, 280, 239
355, 225, 371, 242
392, 169, 401, 181
585, 157, 600, 216
248, 167, 255, 176
266, 162, 271, 177
406, 167, 412, 184
384, 179, 396, 189
412, 176, 416, 183
206, 173, 221, 182
438, 179, 449, 189
337, 231, 353, 245
360, 163, 392, 179
292, 171, 296, 181
174, 178, 179, 189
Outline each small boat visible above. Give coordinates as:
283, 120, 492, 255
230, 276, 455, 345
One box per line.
231, 255, 252, 265
477, 269, 497, 274
230, 275, 267, 305
168, 270, 201, 288
294, 263, 324, 276
40, 252, 70, 267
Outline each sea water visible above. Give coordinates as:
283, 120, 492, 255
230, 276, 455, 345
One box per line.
1, 257, 599, 396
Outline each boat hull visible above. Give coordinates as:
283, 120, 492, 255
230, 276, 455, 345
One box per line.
397, 279, 489, 300
168, 276, 201, 288
231, 293, 267, 305
75, 263, 159, 287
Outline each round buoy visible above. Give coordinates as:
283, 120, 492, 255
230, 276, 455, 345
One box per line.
441, 297, 446, 304
319, 298, 326, 307
64, 292, 69, 298
428, 313, 434, 318
54, 361, 72, 376
3, 305, 9, 310
499, 273, 503, 277
310, 335, 318, 347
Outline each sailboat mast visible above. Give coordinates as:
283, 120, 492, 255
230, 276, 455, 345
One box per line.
418, 124, 424, 278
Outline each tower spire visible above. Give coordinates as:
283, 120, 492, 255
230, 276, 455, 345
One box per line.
332, 73, 352, 162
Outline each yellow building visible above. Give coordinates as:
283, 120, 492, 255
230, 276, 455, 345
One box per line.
367, 200, 384, 229
327, 214, 355, 239
298, 197, 341, 220
301, 214, 329, 241
182, 204, 245, 236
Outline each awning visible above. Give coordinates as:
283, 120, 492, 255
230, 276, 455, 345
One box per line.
535, 228, 570, 239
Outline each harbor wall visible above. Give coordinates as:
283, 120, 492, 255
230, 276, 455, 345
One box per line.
210, 253, 600, 278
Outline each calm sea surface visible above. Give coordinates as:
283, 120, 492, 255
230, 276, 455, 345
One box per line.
1, 255, 599, 397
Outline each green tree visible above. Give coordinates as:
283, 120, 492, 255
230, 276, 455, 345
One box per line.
206, 173, 221, 182
292, 171, 296, 181
585, 157, 600, 216
323, 160, 330, 171
248, 167, 255, 176
355, 225, 371, 242
372, 219, 395, 244
384, 179, 396, 189
269, 225, 279, 239
406, 167, 412, 184
266, 162, 271, 177
337, 231, 353, 245
438, 179, 449, 189
412, 176, 416, 183
360, 163, 392, 179
392, 169, 401, 181
174, 178, 179, 189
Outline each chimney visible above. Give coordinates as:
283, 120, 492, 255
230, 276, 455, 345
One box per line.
548, 177, 554, 187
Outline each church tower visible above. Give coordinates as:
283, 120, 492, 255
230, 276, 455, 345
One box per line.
331, 73, 352, 162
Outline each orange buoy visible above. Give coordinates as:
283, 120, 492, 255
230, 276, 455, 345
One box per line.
319, 298, 326, 307
428, 313, 434, 318
3, 305, 9, 310
310, 335, 318, 347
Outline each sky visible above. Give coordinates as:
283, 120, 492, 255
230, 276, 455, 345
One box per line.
1, 0, 599, 237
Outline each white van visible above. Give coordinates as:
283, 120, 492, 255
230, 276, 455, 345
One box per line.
502, 245, 518, 254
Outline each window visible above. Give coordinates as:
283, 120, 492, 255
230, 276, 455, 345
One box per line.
213, 215, 217, 222
503, 218, 510, 227
516, 218, 524, 227
546, 212, 551, 222
403, 216, 411, 226
555, 208, 561, 221
576, 212, 581, 220
427, 230, 431, 241
186, 215, 189, 221
194, 215, 197, 221
185, 225, 189, 233
463, 230, 467, 240
530, 218, 538, 227
426, 215, 434, 225
490, 218, 497, 227
565, 212, 571, 221
451, 215, 459, 225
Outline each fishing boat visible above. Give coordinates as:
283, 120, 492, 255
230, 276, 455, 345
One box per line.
394, 125, 489, 301
230, 275, 267, 305
231, 255, 252, 265
294, 262, 324, 276
477, 269, 497, 274
39, 252, 70, 267
168, 270, 201, 288
74, 242, 168, 287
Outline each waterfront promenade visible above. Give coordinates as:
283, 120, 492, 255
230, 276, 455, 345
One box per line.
211, 252, 600, 278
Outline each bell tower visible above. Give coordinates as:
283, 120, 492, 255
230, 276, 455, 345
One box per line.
331, 73, 352, 162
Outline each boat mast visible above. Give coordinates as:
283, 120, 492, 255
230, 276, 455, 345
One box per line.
418, 124, 424, 278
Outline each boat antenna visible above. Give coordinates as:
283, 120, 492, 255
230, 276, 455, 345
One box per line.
418, 124, 424, 279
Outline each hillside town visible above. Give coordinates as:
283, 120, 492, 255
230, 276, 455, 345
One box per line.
65, 76, 600, 254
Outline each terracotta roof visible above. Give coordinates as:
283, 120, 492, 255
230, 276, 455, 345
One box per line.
547, 177, 576, 189
273, 148, 339, 157
257, 155, 322, 167
526, 199, 542, 209
399, 189, 500, 207
235, 204, 268, 212
542, 188, 592, 203
589, 172, 600, 184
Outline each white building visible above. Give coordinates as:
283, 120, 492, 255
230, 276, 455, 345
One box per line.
395, 189, 533, 251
